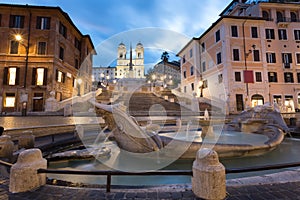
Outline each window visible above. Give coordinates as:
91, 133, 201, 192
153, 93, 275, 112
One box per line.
233, 49, 240, 61
36, 16, 50, 30
291, 12, 298, 22
203, 80, 208, 88
59, 47, 64, 60
59, 22, 67, 38
37, 42, 46, 55
4, 93, 15, 108
184, 86, 187, 93
201, 42, 205, 52
183, 71, 186, 79
235, 72, 241, 82
284, 72, 294, 83
217, 52, 222, 64
32, 68, 47, 86
75, 59, 79, 69
277, 11, 284, 23
268, 72, 278, 82
251, 27, 258, 38
3, 67, 19, 86
202, 62, 206, 72
215, 30, 220, 42
189, 49, 193, 58
255, 72, 262, 82
266, 29, 275, 39
75, 38, 81, 50
191, 83, 194, 91
297, 73, 300, 83
182, 55, 186, 64
266, 52, 276, 63
9, 15, 24, 28
282, 53, 292, 68
56, 70, 65, 83
297, 53, 300, 64
294, 30, 300, 40
10, 41, 19, 54
278, 29, 287, 40
262, 11, 270, 20
218, 74, 223, 83
231, 26, 238, 37
190, 66, 194, 76
253, 50, 260, 61
0, 14, 2, 27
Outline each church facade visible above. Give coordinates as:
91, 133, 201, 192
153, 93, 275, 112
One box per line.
115, 42, 145, 79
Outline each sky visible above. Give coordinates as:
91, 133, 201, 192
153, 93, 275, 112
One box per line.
3, 0, 232, 71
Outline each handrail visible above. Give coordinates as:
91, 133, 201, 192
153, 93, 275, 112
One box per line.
2, 160, 300, 192
225, 161, 300, 173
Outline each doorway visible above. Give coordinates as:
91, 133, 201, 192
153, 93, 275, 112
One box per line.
236, 94, 244, 111
33, 93, 44, 112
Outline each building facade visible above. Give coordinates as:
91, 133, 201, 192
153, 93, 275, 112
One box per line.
152, 60, 181, 88
178, 0, 300, 114
0, 4, 95, 114
92, 66, 116, 87
115, 42, 145, 79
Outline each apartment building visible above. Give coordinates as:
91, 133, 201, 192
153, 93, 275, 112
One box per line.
0, 4, 95, 114
178, 0, 300, 114
152, 60, 181, 88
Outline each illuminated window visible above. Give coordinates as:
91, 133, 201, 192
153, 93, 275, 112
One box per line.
37, 68, 44, 85
32, 68, 47, 86
4, 93, 15, 107
56, 70, 65, 83
8, 68, 16, 85
3, 67, 19, 86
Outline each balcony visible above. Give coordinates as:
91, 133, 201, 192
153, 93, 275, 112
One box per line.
283, 63, 291, 69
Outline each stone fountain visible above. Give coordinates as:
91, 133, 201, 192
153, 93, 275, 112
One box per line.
49, 102, 288, 160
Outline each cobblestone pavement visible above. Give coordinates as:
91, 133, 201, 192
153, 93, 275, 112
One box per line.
1, 176, 300, 200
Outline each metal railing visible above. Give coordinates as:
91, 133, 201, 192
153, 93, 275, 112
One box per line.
2, 159, 300, 193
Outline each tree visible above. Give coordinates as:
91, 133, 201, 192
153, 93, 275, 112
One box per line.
161, 51, 169, 63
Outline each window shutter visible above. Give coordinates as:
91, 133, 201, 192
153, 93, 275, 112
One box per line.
288, 53, 293, 63
20, 16, 24, 28
16, 67, 20, 85
32, 68, 37, 85
273, 53, 276, 63
3, 67, 8, 85
47, 18, 51, 29
43, 68, 48, 85
9, 15, 14, 27
56, 69, 58, 81
36, 16, 41, 29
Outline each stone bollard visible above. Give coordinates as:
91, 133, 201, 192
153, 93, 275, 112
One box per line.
18, 131, 35, 149
9, 148, 47, 193
192, 148, 226, 200
0, 135, 14, 159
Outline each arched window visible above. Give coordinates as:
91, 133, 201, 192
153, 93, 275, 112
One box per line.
262, 11, 269, 20
276, 11, 284, 22
291, 12, 298, 22
251, 94, 264, 107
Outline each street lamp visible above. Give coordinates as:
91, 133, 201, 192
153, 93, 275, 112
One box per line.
77, 78, 82, 96
15, 34, 29, 116
199, 80, 204, 98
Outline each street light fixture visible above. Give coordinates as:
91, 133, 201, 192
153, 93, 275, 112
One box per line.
199, 80, 204, 98
15, 34, 30, 116
77, 78, 82, 96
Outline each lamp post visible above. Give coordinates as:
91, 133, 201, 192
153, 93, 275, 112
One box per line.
199, 80, 204, 97
77, 78, 82, 96
15, 34, 30, 116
